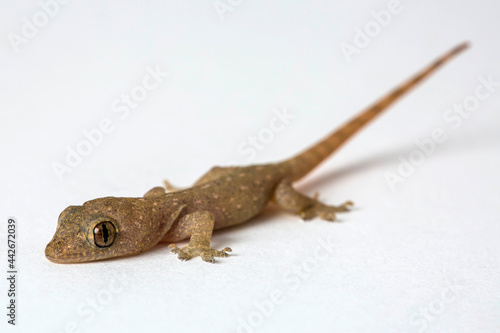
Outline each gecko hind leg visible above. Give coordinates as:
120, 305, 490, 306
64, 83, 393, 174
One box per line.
163, 179, 183, 192
143, 181, 182, 198
273, 179, 353, 221
169, 211, 232, 263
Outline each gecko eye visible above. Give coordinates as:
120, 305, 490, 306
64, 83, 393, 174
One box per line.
93, 221, 116, 248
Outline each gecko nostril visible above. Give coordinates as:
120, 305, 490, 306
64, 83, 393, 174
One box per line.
45, 240, 63, 258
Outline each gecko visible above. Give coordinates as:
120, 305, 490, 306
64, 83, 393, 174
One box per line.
45, 43, 468, 264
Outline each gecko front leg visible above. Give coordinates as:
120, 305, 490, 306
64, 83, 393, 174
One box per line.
169, 211, 232, 263
273, 179, 353, 221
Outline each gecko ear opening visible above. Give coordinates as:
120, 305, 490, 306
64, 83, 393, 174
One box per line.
93, 221, 116, 248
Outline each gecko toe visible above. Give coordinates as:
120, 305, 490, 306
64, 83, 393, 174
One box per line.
169, 244, 185, 255
169, 244, 194, 261
200, 247, 232, 263
337, 200, 354, 212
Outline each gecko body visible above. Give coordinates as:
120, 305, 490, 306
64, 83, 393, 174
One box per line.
45, 43, 468, 263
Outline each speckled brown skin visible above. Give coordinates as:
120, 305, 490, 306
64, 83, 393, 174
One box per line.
45, 43, 468, 263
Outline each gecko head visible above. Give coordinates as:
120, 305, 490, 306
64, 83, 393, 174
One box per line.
45, 197, 177, 263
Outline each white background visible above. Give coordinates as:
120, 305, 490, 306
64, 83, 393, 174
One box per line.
1, 0, 500, 332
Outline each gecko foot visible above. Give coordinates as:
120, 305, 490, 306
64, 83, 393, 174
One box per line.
299, 200, 354, 221
169, 244, 232, 263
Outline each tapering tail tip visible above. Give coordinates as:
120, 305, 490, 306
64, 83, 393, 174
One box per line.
453, 41, 470, 54
285, 41, 471, 182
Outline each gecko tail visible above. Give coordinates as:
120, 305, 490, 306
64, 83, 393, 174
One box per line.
284, 42, 469, 182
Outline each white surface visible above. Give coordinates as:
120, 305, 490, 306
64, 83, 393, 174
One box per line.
1, 1, 500, 332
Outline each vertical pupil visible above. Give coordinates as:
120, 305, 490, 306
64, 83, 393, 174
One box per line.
94, 221, 115, 247
101, 224, 109, 243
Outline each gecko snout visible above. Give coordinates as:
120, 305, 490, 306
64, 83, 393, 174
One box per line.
45, 237, 78, 263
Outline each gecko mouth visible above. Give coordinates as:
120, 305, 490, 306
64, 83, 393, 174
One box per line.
45, 248, 91, 263
45, 236, 122, 264
45, 253, 71, 263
